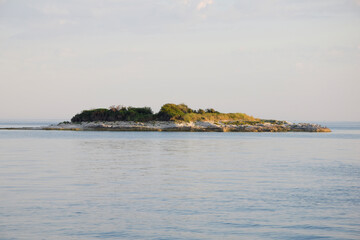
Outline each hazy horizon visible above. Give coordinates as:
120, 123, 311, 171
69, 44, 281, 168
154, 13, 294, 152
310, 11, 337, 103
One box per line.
1, 0, 359, 121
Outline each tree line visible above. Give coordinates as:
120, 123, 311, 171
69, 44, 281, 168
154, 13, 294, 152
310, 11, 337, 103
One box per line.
71, 103, 255, 123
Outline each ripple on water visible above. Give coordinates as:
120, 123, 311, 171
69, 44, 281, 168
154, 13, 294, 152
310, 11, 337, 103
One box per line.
0, 125, 359, 239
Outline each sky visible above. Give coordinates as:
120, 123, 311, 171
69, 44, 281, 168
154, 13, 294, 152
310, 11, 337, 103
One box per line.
0, 0, 360, 121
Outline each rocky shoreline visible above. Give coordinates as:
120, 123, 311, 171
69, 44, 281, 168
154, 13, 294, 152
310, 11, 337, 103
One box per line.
24, 121, 332, 132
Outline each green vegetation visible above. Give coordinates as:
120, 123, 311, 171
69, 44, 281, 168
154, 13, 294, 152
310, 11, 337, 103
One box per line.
71, 103, 257, 123
157, 103, 192, 120
71, 106, 154, 122
181, 113, 256, 122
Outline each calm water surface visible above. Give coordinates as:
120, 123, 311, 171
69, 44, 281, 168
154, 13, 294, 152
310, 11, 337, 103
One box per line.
0, 122, 359, 239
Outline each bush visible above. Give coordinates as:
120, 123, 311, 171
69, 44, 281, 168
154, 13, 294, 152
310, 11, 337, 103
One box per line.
70, 103, 258, 123
71, 106, 154, 122
157, 103, 193, 120
181, 112, 256, 122
205, 108, 219, 113
197, 109, 205, 114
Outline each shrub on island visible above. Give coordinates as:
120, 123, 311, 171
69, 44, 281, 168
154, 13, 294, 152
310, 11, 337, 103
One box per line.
71, 103, 256, 123
71, 107, 154, 122
156, 103, 193, 120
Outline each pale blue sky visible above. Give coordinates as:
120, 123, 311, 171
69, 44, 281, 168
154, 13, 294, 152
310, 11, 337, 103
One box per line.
1, 0, 360, 121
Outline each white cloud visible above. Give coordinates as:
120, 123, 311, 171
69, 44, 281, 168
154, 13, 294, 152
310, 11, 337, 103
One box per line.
58, 19, 77, 25
328, 49, 343, 56
197, 0, 213, 10
58, 48, 77, 58
355, 0, 360, 6
295, 62, 304, 70
40, 5, 69, 15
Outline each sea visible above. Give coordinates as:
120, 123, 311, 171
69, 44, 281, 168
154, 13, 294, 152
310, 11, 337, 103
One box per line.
0, 121, 359, 240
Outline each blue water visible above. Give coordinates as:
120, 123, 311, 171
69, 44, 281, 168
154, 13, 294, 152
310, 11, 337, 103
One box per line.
0, 122, 359, 239
0, 120, 60, 128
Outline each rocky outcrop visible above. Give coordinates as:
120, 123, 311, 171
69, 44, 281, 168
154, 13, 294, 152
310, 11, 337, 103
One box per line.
42, 121, 331, 132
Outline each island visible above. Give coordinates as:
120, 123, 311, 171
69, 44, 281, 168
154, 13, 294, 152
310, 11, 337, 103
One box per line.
41, 103, 331, 132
